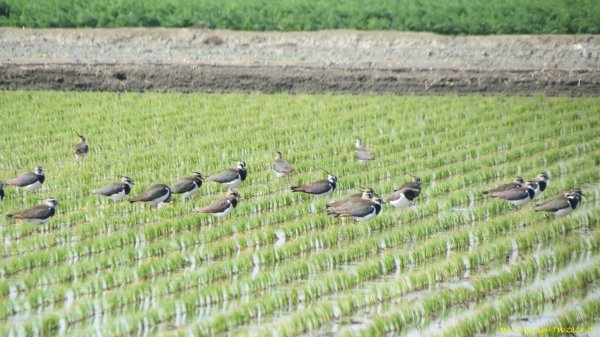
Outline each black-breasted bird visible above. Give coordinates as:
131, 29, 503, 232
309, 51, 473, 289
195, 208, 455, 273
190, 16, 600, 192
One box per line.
170, 172, 203, 201
5, 166, 45, 192
327, 187, 374, 209
327, 195, 383, 221
74, 133, 89, 158
291, 174, 337, 196
206, 161, 247, 188
355, 139, 375, 162
195, 190, 240, 218
387, 187, 420, 209
272, 151, 294, 177
482, 176, 525, 195
128, 184, 172, 207
91, 176, 134, 201
488, 185, 536, 207
534, 188, 583, 217
7, 198, 58, 224
528, 172, 550, 197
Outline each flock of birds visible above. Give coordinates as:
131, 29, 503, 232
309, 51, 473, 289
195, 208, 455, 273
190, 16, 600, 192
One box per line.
0, 135, 585, 225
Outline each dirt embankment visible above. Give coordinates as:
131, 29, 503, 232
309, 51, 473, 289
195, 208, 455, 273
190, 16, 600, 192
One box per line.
1, 28, 599, 95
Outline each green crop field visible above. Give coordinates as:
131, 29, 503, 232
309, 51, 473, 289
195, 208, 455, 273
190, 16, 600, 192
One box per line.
0, 92, 599, 336
1, 0, 600, 34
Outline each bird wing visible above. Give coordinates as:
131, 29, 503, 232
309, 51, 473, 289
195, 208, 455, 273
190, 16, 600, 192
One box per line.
355, 148, 375, 160
197, 198, 231, 213
490, 188, 529, 201
273, 159, 294, 174
329, 199, 374, 217
6, 172, 39, 187
483, 182, 521, 194
170, 177, 196, 193
327, 194, 360, 208
8, 204, 53, 219
206, 169, 239, 183
534, 195, 569, 212
292, 179, 331, 194
129, 184, 169, 202
74, 142, 89, 154
91, 182, 124, 196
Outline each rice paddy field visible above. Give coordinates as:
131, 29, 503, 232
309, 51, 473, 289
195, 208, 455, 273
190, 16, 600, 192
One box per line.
0, 91, 599, 337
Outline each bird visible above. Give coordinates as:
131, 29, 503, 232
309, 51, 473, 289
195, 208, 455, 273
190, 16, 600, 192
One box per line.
195, 190, 240, 218
387, 187, 421, 209
128, 184, 172, 207
533, 188, 583, 217
0, 182, 4, 203
206, 161, 247, 188
7, 198, 58, 224
327, 195, 384, 221
528, 172, 550, 197
327, 187, 375, 209
488, 185, 536, 207
291, 174, 337, 196
74, 133, 89, 158
90, 176, 134, 201
170, 172, 203, 202
272, 151, 294, 177
482, 176, 525, 195
355, 139, 375, 162
5, 166, 45, 192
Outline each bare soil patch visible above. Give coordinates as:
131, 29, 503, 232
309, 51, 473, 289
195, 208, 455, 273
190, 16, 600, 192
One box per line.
1, 28, 598, 95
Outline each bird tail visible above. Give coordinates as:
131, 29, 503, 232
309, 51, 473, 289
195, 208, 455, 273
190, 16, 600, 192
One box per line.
481, 190, 489, 194
6, 214, 14, 218
90, 189, 100, 195
291, 186, 303, 192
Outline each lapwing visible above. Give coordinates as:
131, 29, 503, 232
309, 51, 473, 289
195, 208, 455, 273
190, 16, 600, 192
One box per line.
170, 172, 203, 202
194, 190, 240, 218
7, 198, 58, 224
488, 185, 536, 207
327, 195, 383, 222
272, 151, 294, 177
206, 161, 247, 188
355, 139, 375, 162
0, 182, 4, 203
74, 133, 89, 158
128, 184, 172, 207
482, 176, 525, 195
528, 172, 550, 197
5, 166, 45, 192
387, 187, 421, 209
533, 188, 583, 217
90, 176, 134, 201
291, 174, 337, 196
327, 187, 375, 209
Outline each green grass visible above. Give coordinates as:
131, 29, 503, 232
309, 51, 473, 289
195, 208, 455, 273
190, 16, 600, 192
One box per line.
1, 0, 599, 34
0, 92, 599, 337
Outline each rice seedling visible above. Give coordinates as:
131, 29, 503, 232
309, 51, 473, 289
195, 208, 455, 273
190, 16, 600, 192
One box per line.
0, 92, 598, 336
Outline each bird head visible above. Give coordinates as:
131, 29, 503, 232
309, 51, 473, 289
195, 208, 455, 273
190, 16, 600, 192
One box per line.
45, 198, 59, 207
76, 132, 86, 142
35, 166, 44, 175
275, 151, 283, 160
121, 176, 134, 185
537, 172, 550, 181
